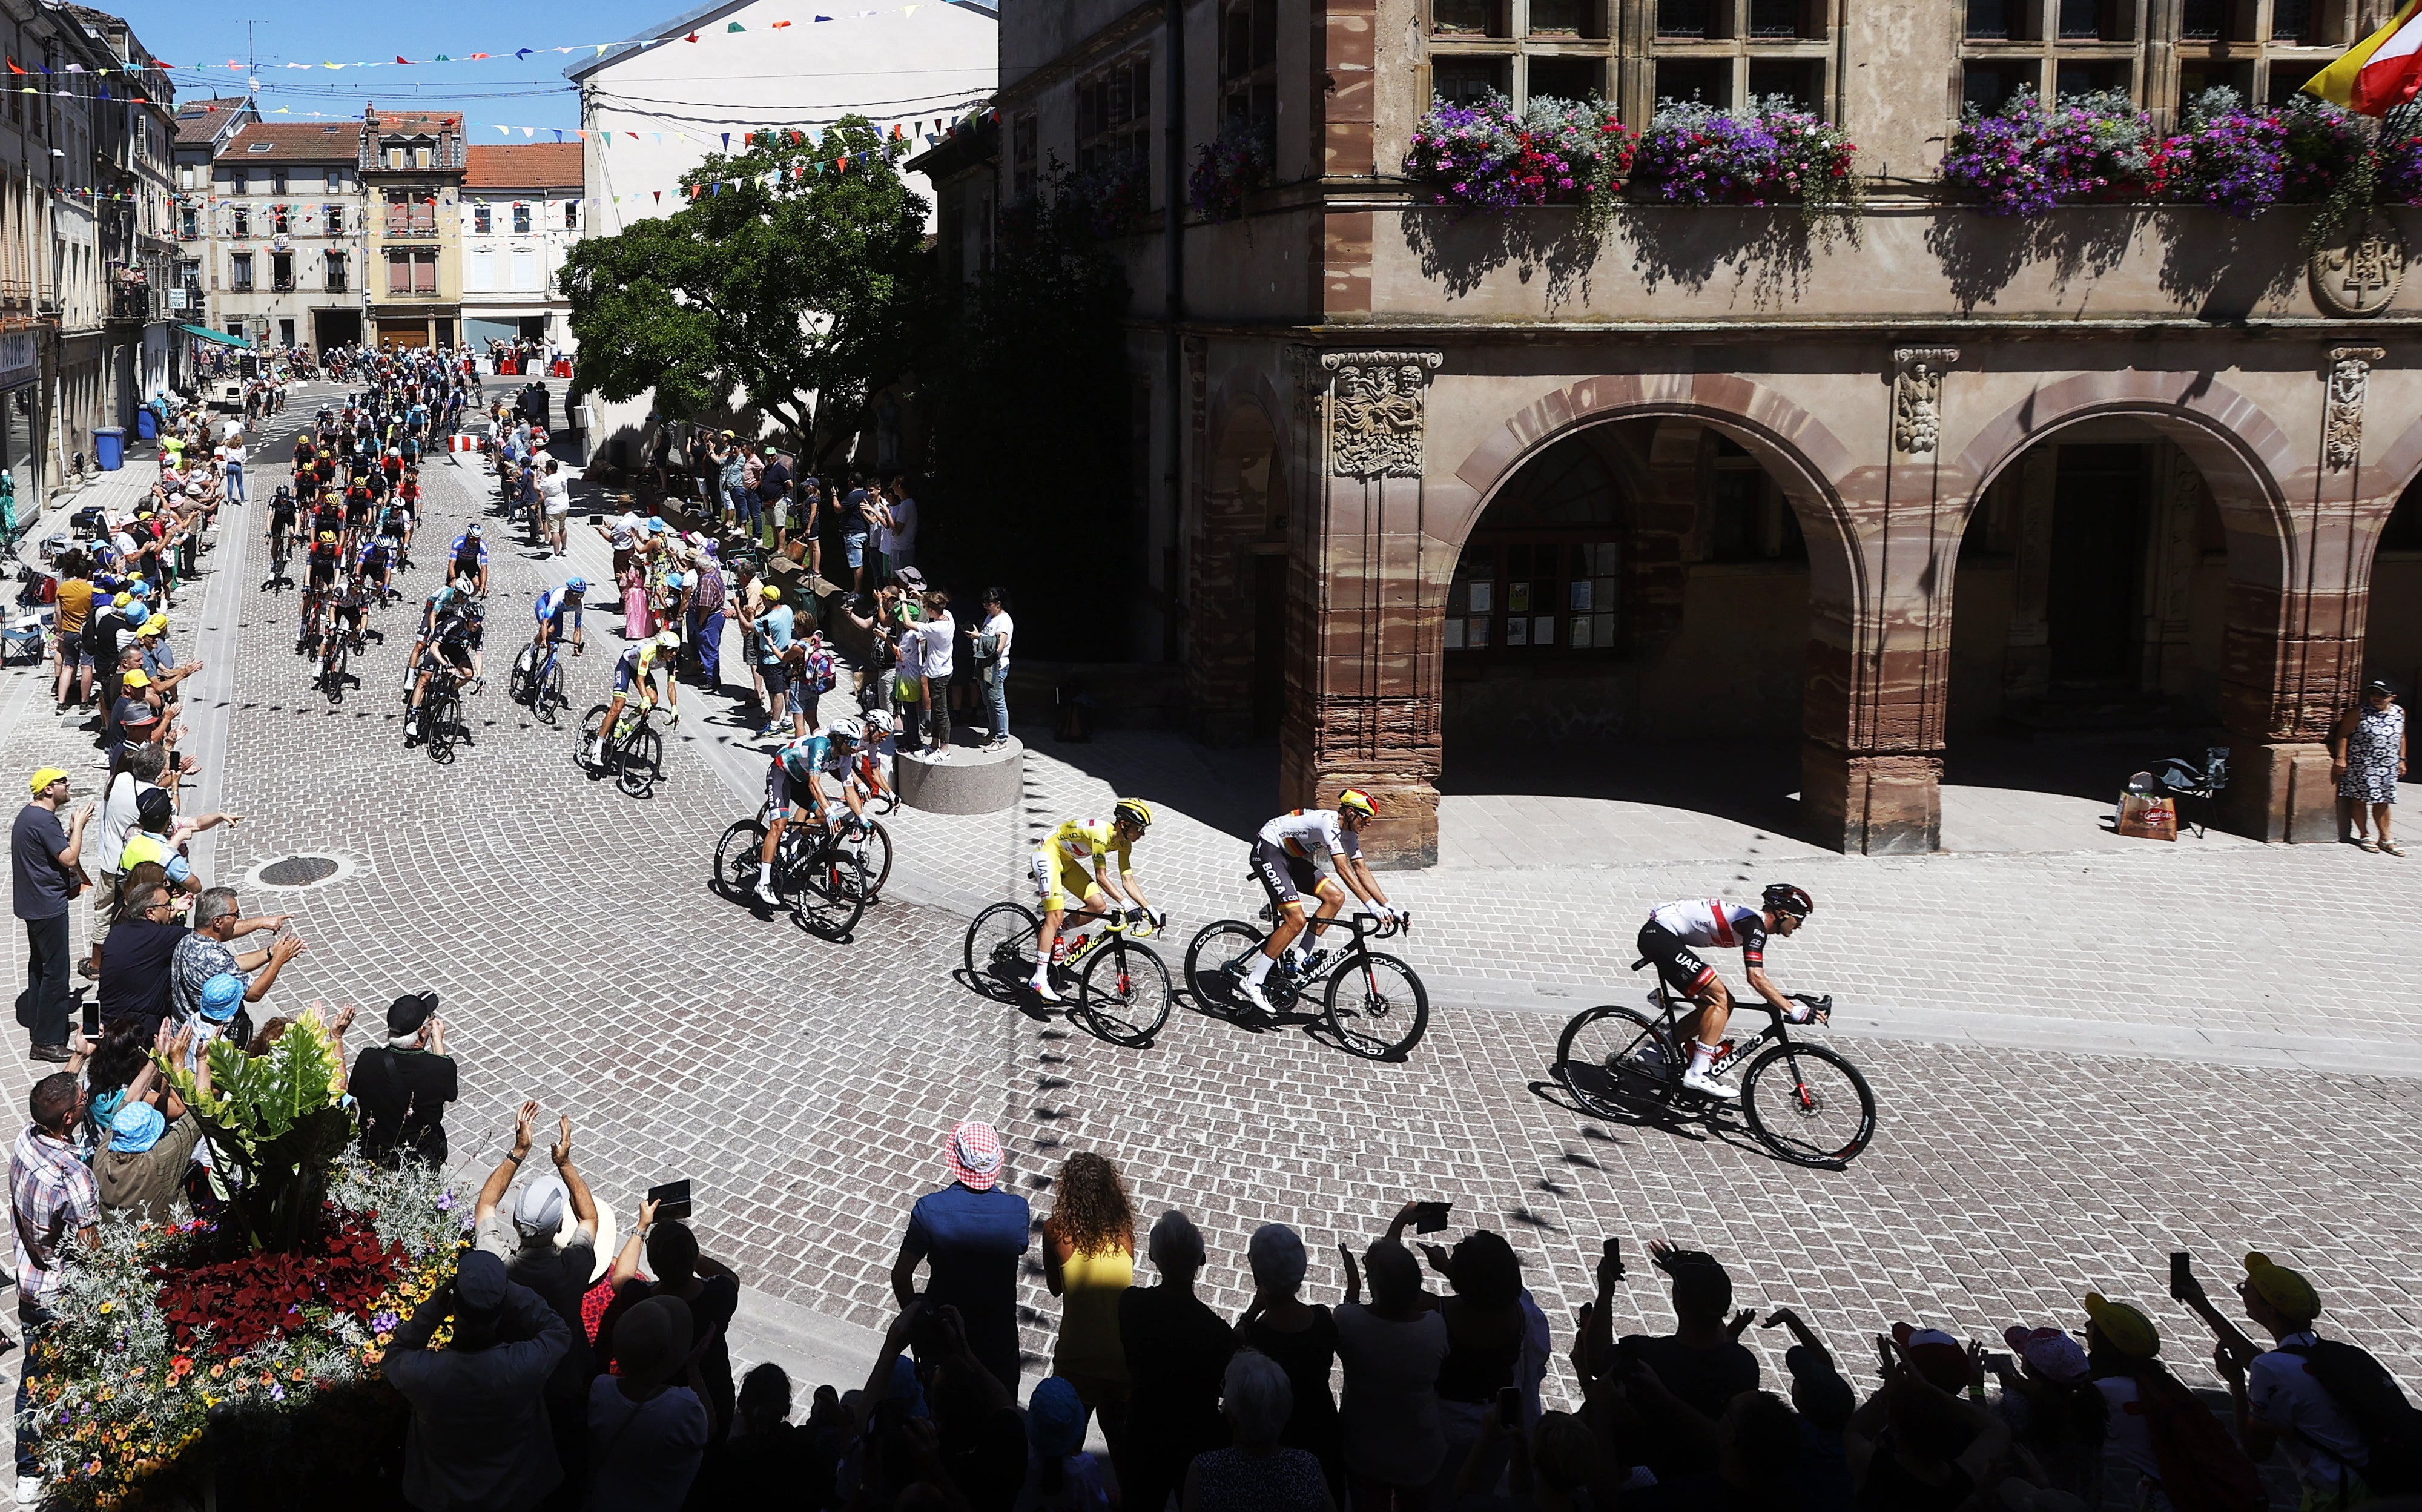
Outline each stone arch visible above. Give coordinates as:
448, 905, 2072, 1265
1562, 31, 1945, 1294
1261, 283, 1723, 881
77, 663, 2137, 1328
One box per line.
1437, 374, 1917, 849
1947, 371, 2302, 589
1947, 372, 2351, 841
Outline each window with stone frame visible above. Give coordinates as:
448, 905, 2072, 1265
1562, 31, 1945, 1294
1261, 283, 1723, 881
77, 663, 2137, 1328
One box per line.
512, 203, 531, 233
1077, 53, 1153, 173
1221, 0, 1277, 125
474, 203, 491, 234
325, 203, 343, 236
1011, 113, 1038, 202
1445, 438, 1626, 657
1959, 0, 2353, 120
232, 206, 249, 237
1428, 0, 1827, 118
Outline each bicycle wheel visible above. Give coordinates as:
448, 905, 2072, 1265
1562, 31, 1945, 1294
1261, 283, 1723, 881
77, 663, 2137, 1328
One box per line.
1324, 952, 1429, 1060
616, 727, 663, 797
324, 640, 349, 705
792, 845, 868, 940
507, 644, 537, 705
1081, 940, 1175, 1048
1553, 1005, 1680, 1120
963, 902, 1040, 1001
851, 821, 893, 899
425, 693, 461, 764
535, 656, 566, 726
1183, 920, 1267, 1012
1741, 1042, 1877, 1167
713, 820, 767, 900
576, 704, 608, 766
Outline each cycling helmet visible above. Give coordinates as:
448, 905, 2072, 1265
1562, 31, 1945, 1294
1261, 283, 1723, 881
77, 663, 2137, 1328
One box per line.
761, 584, 781, 603
1113, 798, 1155, 831
861, 708, 895, 736
827, 715, 866, 744
564, 576, 587, 594
1762, 883, 1814, 920
318, 530, 337, 544
467, 522, 484, 537
1337, 787, 1378, 817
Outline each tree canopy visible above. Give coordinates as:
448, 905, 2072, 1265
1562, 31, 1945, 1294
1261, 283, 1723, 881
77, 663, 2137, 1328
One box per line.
562, 116, 929, 462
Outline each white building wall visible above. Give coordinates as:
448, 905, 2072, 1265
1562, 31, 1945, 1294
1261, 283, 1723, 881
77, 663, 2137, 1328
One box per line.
457, 187, 580, 348
569, 0, 995, 464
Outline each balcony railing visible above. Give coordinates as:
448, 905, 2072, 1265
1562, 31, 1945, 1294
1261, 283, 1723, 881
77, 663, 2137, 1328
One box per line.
108, 288, 154, 320
271, 277, 295, 292
229, 280, 254, 294
326, 276, 349, 294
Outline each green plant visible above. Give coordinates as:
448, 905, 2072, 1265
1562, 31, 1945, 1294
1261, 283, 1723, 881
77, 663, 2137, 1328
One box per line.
155, 1013, 354, 1255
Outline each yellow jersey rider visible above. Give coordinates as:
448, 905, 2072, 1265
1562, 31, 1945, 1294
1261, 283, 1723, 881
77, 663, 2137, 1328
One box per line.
1029, 799, 1163, 1003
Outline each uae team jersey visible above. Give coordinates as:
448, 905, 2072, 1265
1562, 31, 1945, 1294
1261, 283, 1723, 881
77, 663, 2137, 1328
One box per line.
1258, 808, 1359, 862
1647, 899, 1769, 966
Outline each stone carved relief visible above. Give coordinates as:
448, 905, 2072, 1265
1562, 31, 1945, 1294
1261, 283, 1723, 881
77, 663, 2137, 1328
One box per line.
1892, 348, 1959, 455
1324, 350, 1442, 478
2325, 346, 2384, 470
2310, 216, 2405, 318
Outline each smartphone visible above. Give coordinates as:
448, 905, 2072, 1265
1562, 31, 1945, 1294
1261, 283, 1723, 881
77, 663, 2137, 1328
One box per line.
1982, 1350, 2013, 1373
1497, 1386, 1521, 1430
1602, 1236, 1625, 1280
2169, 1250, 2193, 1301
1413, 1201, 1453, 1235
647, 1178, 695, 1223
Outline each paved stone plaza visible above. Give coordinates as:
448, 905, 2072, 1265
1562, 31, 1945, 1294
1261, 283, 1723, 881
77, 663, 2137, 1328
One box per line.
5, 387, 2420, 1439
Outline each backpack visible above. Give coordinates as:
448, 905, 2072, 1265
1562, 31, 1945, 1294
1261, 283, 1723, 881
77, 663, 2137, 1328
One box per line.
2134, 1368, 2267, 1512
2278, 1339, 2422, 1494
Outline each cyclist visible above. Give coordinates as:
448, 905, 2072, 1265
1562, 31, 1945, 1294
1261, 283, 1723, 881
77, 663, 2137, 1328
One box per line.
309, 488, 345, 547
1028, 799, 1163, 1004
587, 631, 682, 767
266, 486, 299, 574
1232, 788, 1399, 1014
752, 718, 871, 906
356, 529, 395, 606
532, 578, 587, 659
850, 707, 897, 808
322, 578, 369, 684
404, 601, 480, 745
305, 529, 343, 594
1636, 883, 1819, 1100
447, 522, 490, 598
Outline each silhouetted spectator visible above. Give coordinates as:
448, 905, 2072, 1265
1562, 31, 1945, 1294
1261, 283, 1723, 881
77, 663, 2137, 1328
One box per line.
381, 1249, 574, 1512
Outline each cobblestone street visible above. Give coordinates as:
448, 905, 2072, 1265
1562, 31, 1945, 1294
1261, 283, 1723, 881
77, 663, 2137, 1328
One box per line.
4, 386, 2420, 1430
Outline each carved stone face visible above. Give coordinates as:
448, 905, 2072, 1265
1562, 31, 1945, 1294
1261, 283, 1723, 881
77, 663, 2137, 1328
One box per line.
1336, 367, 1373, 406
1397, 365, 1427, 394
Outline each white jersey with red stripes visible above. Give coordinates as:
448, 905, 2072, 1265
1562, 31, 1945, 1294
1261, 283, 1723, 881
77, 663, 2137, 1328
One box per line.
1648, 899, 1768, 954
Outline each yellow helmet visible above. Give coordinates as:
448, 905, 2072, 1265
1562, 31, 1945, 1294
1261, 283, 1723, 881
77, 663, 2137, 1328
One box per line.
1112, 798, 1154, 831
317, 530, 337, 544
1337, 787, 1378, 817
761, 584, 781, 603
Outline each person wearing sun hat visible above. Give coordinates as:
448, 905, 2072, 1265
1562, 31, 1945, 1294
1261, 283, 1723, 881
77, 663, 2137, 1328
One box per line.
2190, 1252, 2377, 1507
96, 1023, 205, 1224
889, 1117, 1031, 1396
13, 767, 93, 1061
349, 992, 458, 1167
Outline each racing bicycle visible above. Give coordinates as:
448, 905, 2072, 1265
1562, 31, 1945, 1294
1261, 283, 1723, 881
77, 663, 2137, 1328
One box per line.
508, 638, 570, 725
317, 618, 363, 705
1551, 967, 1876, 1168
265, 526, 295, 592
713, 805, 873, 940
1183, 908, 1427, 1060
578, 701, 667, 798
418, 664, 467, 764
962, 903, 1175, 1048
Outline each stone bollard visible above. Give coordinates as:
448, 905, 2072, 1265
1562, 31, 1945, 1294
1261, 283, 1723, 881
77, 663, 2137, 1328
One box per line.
896, 737, 1023, 814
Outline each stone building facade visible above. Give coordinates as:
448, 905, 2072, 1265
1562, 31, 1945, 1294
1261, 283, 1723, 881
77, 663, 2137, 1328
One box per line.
360, 110, 466, 351
994, 0, 2422, 863
200, 123, 370, 354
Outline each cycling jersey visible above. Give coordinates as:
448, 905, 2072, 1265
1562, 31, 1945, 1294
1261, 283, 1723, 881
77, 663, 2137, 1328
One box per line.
449, 535, 489, 568
306, 543, 342, 581
533, 587, 584, 626
1047, 818, 1132, 876
1258, 808, 1359, 863
1646, 899, 1769, 967
613, 641, 670, 692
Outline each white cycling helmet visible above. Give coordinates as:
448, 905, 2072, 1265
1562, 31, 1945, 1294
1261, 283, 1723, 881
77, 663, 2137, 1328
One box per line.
826, 716, 865, 744
655, 630, 681, 650
860, 708, 896, 736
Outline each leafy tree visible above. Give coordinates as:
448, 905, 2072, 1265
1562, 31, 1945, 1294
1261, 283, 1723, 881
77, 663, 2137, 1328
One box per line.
925, 165, 1137, 655
563, 117, 931, 463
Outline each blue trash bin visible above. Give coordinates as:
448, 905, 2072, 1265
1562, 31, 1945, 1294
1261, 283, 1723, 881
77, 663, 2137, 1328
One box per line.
135, 406, 158, 441
94, 428, 125, 471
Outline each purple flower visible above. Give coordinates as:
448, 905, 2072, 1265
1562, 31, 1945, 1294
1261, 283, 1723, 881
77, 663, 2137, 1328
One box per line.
435, 1189, 455, 1212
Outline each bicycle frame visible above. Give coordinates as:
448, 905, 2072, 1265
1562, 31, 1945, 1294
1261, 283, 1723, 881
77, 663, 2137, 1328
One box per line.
1641, 983, 1831, 1071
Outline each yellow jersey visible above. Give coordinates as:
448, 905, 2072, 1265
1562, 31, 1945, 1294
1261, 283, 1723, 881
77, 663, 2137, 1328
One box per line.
1048, 818, 1132, 876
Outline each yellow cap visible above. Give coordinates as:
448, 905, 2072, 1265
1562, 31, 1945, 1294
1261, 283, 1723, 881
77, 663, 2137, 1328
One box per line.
120, 669, 151, 688
761, 584, 780, 602
27, 767, 67, 795
2243, 1253, 2320, 1321
2082, 1293, 2159, 1359
142, 615, 168, 636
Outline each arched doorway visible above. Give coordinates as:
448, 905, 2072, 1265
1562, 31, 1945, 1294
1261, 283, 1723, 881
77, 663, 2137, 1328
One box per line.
2367, 474, 2422, 697
1944, 421, 2237, 837
1438, 417, 1821, 851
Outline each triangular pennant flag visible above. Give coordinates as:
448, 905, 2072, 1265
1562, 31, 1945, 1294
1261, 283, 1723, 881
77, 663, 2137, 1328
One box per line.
685, 31, 701, 42
396, 55, 411, 64
772, 19, 792, 26
653, 190, 661, 202
727, 21, 746, 30
516, 48, 535, 59
522, 127, 534, 137
721, 133, 730, 148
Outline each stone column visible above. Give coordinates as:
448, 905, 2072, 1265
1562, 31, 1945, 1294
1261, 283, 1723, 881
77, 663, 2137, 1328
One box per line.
1280, 350, 1445, 867
1800, 349, 1960, 855
2216, 346, 2383, 842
